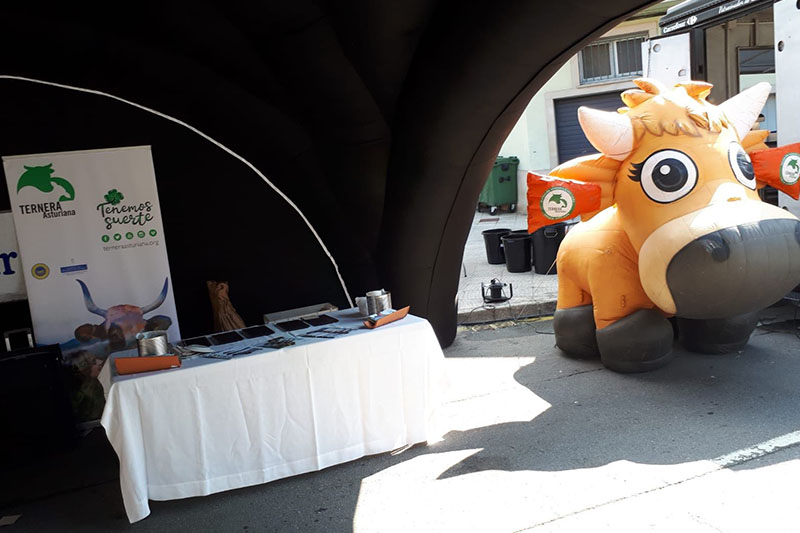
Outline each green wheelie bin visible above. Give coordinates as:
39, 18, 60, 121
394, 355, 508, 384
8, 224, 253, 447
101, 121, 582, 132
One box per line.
478, 156, 519, 215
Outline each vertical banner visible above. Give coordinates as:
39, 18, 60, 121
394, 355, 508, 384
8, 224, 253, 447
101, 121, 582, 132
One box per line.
0, 212, 26, 302
3, 146, 179, 420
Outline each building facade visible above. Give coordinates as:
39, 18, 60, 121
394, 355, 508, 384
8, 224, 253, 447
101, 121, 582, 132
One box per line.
497, 2, 691, 209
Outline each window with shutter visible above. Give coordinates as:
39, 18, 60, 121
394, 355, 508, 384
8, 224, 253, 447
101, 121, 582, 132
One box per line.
579, 33, 647, 84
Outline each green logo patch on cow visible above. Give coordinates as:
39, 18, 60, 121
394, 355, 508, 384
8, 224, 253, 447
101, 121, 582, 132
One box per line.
780, 153, 800, 186
541, 186, 575, 220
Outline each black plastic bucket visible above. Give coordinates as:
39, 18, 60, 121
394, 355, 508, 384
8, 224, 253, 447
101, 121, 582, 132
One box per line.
482, 228, 511, 264
533, 223, 566, 274
508, 229, 533, 264
501, 233, 532, 273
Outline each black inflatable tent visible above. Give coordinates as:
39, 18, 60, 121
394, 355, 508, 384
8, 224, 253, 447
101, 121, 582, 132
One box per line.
0, 1, 654, 347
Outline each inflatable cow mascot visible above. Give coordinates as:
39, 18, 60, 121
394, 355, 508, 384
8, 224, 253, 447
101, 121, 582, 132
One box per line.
536, 79, 800, 373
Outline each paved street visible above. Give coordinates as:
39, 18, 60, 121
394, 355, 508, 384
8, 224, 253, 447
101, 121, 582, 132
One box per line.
5, 304, 800, 531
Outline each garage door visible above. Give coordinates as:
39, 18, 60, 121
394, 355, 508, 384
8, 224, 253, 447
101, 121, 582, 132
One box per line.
554, 91, 624, 164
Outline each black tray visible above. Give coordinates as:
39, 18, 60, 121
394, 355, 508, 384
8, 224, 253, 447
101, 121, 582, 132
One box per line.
208, 331, 245, 345
304, 314, 339, 327
179, 336, 212, 347
240, 325, 274, 338
275, 319, 310, 331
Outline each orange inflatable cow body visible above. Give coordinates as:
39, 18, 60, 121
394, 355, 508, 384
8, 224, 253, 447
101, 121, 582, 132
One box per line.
549, 78, 800, 372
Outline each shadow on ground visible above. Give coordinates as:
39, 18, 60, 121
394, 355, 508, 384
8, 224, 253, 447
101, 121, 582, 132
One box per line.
3, 305, 800, 531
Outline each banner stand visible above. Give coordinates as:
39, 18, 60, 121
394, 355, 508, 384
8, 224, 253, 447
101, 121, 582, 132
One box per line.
3, 146, 179, 421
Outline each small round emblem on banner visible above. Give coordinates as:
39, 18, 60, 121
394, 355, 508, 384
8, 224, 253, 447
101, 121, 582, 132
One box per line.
31, 263, 50, 280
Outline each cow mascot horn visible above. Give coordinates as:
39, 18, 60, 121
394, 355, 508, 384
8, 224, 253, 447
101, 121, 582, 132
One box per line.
548, 79, 800, 373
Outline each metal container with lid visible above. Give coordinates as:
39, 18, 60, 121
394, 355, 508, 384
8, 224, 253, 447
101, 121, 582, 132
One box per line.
136, 330, 169, 356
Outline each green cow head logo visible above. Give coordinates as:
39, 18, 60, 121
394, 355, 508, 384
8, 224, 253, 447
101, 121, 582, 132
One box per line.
548, 193, 569, 208
17, 164, 75, 202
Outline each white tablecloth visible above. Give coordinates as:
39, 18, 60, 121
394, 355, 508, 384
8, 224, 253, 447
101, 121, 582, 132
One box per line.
99, 310, 446, 523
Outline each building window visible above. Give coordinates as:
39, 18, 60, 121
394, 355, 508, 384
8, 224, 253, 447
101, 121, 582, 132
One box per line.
579, 34, 647, 84
738, 47, 775, 75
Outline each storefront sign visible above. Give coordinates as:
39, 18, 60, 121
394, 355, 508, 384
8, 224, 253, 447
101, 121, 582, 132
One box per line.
662, 0, 770, 34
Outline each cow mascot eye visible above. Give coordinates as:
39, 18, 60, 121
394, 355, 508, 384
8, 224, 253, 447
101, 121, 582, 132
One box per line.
630, 149, 698, 203
728, 142, 756, 190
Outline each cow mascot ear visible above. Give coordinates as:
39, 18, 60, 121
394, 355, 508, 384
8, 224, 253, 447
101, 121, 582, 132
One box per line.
529, 88, 649, 229
527, 110, 633, 232
547, 106, 637, 221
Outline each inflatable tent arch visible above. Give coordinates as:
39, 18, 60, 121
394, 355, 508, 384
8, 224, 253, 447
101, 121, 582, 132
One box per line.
0, 1, 658, 346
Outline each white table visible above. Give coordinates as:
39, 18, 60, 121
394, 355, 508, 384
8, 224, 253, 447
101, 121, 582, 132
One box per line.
99, 310, 446, 523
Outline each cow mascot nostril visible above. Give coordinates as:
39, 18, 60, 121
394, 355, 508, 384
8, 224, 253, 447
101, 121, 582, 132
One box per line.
699, 234, 730, 263
531, 78, 800, 373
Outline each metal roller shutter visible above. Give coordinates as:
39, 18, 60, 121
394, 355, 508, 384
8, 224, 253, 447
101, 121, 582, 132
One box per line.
554, 91, 624, 164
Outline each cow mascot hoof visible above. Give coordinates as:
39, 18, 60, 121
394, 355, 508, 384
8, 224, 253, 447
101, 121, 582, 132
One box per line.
553, 305, 599, 359
529, 77, 800, 373
677, 311, 760, 354
596, 309, 673, 373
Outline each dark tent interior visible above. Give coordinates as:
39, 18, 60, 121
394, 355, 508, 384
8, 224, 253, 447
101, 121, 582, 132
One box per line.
2, 0, 668, 522
0, 1, 654, 348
